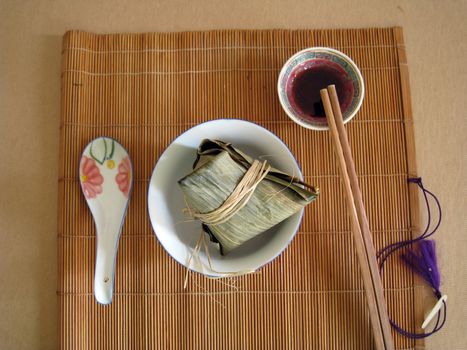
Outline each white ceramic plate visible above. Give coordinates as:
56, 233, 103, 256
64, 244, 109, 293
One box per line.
148, 119, 304, 276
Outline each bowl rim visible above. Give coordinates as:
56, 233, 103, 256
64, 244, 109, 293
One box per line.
277, 47, 365, 131
147, 118, 305, 276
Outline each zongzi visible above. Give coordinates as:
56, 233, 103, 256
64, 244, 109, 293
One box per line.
178, 139, 319, 255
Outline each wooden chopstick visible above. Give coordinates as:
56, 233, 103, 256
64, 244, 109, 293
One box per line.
320, 87, 394, 350
327, 85, 395, 350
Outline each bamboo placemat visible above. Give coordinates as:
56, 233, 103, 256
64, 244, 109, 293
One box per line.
59, 27, 424, 349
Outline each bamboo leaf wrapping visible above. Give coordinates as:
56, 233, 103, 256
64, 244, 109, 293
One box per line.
178, 140, 319, 254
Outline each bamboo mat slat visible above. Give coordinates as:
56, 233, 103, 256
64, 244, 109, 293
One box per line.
58, 27, 423, 350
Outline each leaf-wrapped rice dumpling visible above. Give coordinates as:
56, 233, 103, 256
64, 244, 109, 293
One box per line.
178, 139, 319, 255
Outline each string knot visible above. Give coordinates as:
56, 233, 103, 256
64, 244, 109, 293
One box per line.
191, 160, 271, 225
408, 177, 423, 186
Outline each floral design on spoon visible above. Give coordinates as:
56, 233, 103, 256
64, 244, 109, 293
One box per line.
80, 156, 104, 199
116, 157, 131, 197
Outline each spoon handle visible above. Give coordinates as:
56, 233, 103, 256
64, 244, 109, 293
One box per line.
94, 217, 123, 305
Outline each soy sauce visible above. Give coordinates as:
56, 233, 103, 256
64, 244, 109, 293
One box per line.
290, 61, 352, 119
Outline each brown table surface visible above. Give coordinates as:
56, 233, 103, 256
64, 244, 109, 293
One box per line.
0, 1, 466, 349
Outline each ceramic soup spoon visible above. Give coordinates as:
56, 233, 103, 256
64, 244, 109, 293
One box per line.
79, 137, 133, 304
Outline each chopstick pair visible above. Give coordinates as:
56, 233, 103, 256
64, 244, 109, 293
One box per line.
320, 86, 395, 350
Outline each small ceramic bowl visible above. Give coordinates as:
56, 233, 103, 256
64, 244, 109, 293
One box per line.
277, 47, 364, 131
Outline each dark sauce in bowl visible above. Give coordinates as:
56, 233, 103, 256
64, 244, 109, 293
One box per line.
287, 59, 354, 122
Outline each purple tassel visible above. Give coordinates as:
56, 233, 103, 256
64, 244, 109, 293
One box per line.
379, 178, 446, 338
401, 240, 441, 298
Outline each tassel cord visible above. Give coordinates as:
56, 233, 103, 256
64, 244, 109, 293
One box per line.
378, 178, 446, 339
377, 178, 441, 268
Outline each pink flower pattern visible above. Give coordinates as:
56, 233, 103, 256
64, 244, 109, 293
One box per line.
115, 156, 131, 197
80, 156, 104, 199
